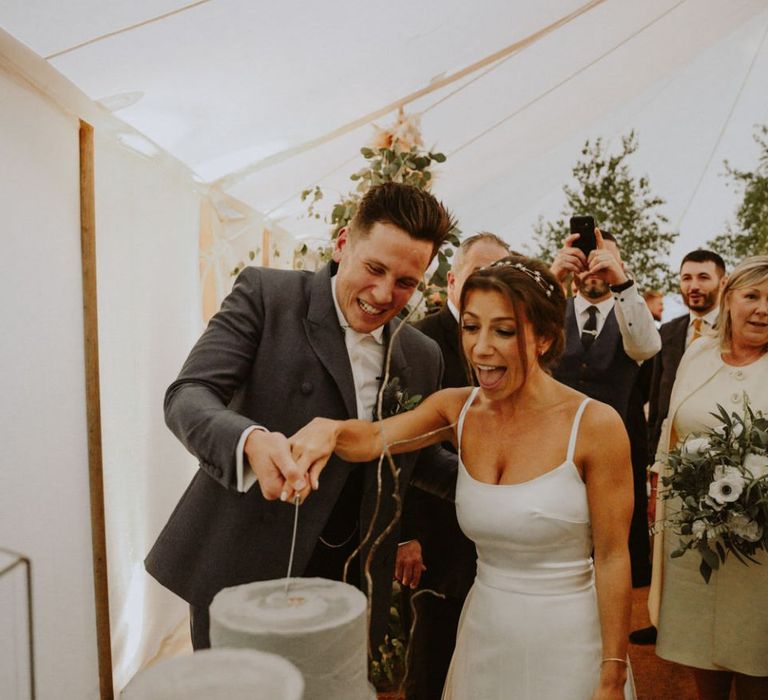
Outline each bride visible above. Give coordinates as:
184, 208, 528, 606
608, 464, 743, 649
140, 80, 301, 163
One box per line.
291, 255, 635, 699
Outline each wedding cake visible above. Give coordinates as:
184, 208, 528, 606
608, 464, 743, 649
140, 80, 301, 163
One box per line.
210, 577, 376, 700
121, 647, 304, 699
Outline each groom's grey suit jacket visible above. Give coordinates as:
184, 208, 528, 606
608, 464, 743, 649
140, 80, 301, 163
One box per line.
145, 263, 445, 648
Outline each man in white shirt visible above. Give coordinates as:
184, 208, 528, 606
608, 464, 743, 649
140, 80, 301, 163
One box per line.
549, 228, 661, 415
550, 227, 661, 592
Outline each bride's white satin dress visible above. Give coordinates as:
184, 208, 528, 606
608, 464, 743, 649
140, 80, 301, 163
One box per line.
442, 389, 635, 699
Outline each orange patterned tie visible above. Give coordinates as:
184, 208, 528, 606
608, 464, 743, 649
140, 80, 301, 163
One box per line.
690, 317, 703, 344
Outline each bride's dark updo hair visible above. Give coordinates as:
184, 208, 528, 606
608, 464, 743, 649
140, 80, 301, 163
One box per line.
459, 254, 566, 376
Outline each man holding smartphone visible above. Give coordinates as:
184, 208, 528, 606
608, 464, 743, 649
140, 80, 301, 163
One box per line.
550, 225, 661, 590
550, 226, 660, 417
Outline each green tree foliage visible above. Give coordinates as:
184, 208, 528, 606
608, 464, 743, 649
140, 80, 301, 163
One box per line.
708, 125, 768, 267
533, 131, 678, 292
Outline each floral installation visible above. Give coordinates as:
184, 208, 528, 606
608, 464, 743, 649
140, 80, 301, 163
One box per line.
661, 397, 768, 582
296, 109, 460, 313
369, 111, 424, 152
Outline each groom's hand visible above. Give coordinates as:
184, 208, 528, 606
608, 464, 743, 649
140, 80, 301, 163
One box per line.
244, 429, 306, 501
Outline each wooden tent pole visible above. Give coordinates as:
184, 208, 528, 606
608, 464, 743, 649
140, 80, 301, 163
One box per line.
79, 119, 114, 700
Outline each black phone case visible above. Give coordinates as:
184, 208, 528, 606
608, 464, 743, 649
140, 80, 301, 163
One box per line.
569, 216, 596, 256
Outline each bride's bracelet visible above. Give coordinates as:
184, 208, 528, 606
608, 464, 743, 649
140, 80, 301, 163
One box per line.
601, 658, 628, 665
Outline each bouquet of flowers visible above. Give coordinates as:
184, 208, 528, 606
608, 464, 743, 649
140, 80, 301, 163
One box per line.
661, 399, 768, 582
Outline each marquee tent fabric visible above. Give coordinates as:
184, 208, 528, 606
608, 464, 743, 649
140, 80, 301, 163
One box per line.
2, 2, 768, 698
4, 0, 768, 254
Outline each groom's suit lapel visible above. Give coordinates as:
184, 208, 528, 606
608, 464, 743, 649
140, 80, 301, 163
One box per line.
380, 320, 412, 413
304, 265, 357, 419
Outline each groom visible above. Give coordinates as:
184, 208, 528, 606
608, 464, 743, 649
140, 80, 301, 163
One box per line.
145, 182, 456, 651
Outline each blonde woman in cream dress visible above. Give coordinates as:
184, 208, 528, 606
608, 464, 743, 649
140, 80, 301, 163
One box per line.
293, 256, 636, 699
649, 256, 768, 700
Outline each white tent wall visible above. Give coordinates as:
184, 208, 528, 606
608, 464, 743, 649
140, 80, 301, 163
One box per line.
94, 132, 202, 691
1, 29, 235, 697
0, 59, 100, 699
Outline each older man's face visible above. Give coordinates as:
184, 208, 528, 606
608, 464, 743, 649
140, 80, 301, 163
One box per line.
447, 239, 509, 308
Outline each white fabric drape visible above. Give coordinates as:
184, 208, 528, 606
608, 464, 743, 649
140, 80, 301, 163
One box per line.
93, 133, 203, 690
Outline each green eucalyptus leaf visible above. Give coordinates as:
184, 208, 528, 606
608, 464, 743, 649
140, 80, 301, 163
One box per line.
701, 546, 720, 571
699, 559, 713, 584
715, 541, 727, 562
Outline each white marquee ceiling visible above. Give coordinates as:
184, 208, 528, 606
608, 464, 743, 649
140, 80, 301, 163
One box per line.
3, 0, 768, 257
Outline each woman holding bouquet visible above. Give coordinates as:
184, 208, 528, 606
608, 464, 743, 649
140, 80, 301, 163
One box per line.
650, 255, 768, 699
291, 255, 636, 699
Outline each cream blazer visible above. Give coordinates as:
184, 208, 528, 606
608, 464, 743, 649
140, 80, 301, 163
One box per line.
647, 336, 768, 623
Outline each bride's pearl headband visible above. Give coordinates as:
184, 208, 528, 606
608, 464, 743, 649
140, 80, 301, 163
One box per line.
486, 260, 555, 298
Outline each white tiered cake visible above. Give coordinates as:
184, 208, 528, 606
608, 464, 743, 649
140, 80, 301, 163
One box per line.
210, 577, 377, 700
121, 647, 304, 699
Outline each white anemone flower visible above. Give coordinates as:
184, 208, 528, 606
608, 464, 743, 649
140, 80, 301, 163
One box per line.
708, 465, 746, 504
743, 452, 768, 481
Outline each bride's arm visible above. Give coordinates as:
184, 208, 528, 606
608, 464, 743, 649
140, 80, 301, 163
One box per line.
288, 387, 463, 488
581, 402, 633, 699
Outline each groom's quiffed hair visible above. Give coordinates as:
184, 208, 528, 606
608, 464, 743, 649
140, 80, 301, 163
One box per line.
349, 182, 456, 258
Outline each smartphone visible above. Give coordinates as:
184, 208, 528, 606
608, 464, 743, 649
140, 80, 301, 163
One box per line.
569, 216, 596, 256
